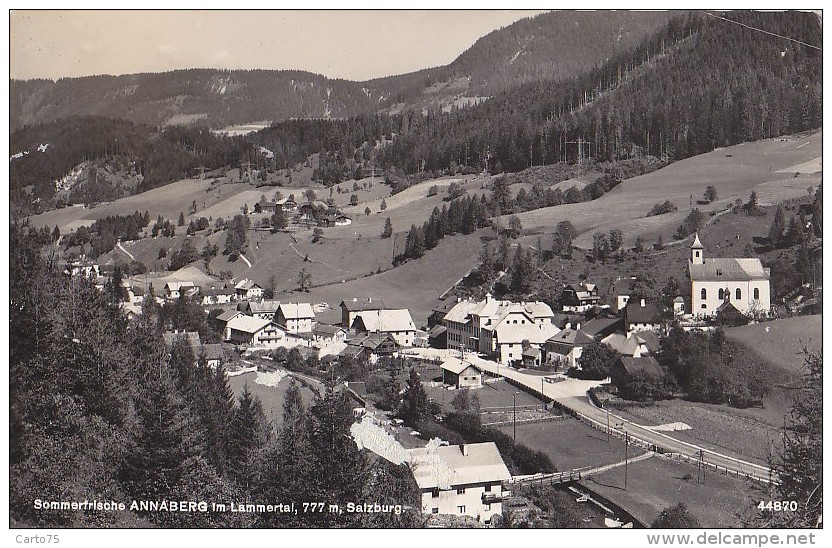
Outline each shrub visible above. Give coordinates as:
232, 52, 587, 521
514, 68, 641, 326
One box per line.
648, 200, 678, 216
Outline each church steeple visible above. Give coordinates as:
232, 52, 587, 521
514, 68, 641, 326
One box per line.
691, 232, 704, 264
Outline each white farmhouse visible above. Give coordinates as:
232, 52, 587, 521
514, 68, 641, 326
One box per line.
408, 442, 511, 525
275, 302, 316, 333
688, 233, 771, 317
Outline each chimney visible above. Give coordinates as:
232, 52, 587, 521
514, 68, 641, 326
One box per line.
576, 322, 581, 330
352, 297, 357, 302
368, 297, 372, 303
565, 322, 571, 330
640, 299, 646, 308
460, 444, 469, 456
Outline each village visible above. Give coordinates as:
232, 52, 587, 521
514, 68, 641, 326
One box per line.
57, 229, 792, 527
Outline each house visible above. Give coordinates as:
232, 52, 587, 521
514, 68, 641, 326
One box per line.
312, 324, 348, 343
126, 284, 145, 305
122, 302, 143, 320
441, 358, 483, 389
163, 331, 202, 354
443, 294, 556, 358
200, 343, 224, 368
275, 302, 317, 334
257, 197, 278, 213
279, 197, 298, 213
350, 309, 417, 347
225, 316, 285, 347
561, 281, 601, 312
201, 286, 235, 306
688, 233, 771, 317
578, 317, 624, 339
408, 442, 511, 524
428, 300, 458, 328
339, 334, 399, 363
610, 356, 666, 390
492, 320, 560, 366
214, 309, 244, 334
600, 333, 650, 358
342, 381, 368, 416
239, 299, 282, 320
428, 325, 448, 349
623, 299, 665, 333
340, 297, 387, 328
235, 279, 264, 301
164, 281, 196, 300
608, 277, 637, 313
545, 328, 595, 369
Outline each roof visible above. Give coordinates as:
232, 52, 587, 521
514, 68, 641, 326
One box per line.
689, 258, 770, 282
441, 357, 483, 375
495, 321, 560, 345
340, 298, 387, 312
165, 281, 195, 291
444, 297, 554, 326
314, 324, 346, 336
277, 302, 316, 320
202, 287, 235, 297
673, 296, 685, 303
601, 333, 646, 356
624, 301, 664, 325
564, 281, 597, 293
200, 343, 223, 361
579, 317, 622, 337
617, 356, 664, 377
339, 345, 365, 358
345, 381, 368, 398
428, 325, 448, 338
522, 347, 541, 358
226, 315, 273, 334
547, 328, 595, 347
716, 301, 749, 322
691, 232, 704, 249
352, 309, 415, 333
241, 299, 280, 314
216, 310, 243, 322
408, 442, 511, 490
609, 277, 636, 296
163, 331, 201, 350
637, 330, 661, 353
235, 279, 262, 291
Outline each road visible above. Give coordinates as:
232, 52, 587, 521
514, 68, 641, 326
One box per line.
447, 353, 775, 484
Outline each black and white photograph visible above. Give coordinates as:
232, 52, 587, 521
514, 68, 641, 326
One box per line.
6, 5, 823, 541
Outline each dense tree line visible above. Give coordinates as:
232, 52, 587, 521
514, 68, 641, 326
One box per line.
9, 223, 422, 528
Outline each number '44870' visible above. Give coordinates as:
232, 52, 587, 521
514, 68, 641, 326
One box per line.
758, 500, 798, 512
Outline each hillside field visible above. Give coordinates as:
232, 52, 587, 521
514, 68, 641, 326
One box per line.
501, 130, 821, 248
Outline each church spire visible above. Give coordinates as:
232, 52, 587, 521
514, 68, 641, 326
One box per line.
691, 232, 704, 264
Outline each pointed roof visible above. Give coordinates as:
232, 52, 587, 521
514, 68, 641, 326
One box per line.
691, 232, 704, 249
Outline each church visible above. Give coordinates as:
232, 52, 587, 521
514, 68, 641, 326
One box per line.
688, 233, 771, 317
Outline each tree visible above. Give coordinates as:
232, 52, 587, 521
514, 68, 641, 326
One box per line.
634, 235, 646, 253
593, 232, 610, 261
768, 206, 786, 247
576, 342, 618, 380
312, 227, 324, 243
745, 190, 760, 216
349, 194, 359, 206
404, 225, 425, 260
270, 209, 287, 232
381, 218, 393, 239
674, 209, 705, 240
507, 215, 523, 238
304, 189, 317, 202
703, 185, 718, 203
178, 211, 186, 226
51, 225, 60, 243
297, 268, 312, 292
365, 206, 371, 216
759, 349, 822, 528
608, 228, 624, 253
380, 198, 387, 211
427, 185, 438, 197
655, 234, 665, 250
400, 369, 428, 427
224, 214, 250, 259
510, 244, 532, 294
652, 502, 702, 528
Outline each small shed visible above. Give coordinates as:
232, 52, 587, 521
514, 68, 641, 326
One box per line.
441, 358, 483, 389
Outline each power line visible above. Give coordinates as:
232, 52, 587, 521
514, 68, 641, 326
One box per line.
703, 11, 822, 51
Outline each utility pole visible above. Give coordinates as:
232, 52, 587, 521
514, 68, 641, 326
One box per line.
624, 430, 629, 490
513, 392, 519, 444
607, 409, 611, 442
697, 449, 706, 485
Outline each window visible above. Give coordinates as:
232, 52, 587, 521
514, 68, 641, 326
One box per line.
458, 505, 466, 514
736, 288, 742, 300
754, 288, 760, 300
701, 304, 707, 309
457, 488, 466, 495
432, 508, 439, 514
695, 251, 700, 257
432, 488, 439, 498
717, 269, 723, 276
701, 288, 707, 300
484, 484, 492, 492
484, 504, 492, 511
718, 288, 724, 300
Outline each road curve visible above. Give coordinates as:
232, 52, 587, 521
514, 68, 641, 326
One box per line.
460, 354, 775, 484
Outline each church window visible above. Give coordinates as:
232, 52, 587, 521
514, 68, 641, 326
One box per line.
754, 288, 760, 300
736, 288, 741, 300
701, 288, 707, 300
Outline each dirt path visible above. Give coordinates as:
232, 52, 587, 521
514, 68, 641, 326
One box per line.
116, 241, 136, 261
239, 253, 252, 268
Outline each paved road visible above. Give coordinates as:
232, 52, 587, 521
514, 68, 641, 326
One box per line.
454, 354, 775, 484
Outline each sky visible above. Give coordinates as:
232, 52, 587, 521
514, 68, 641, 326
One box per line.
9, 9, 548, 81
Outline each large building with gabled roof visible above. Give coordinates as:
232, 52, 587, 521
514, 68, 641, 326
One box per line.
688, 233, 771, 317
